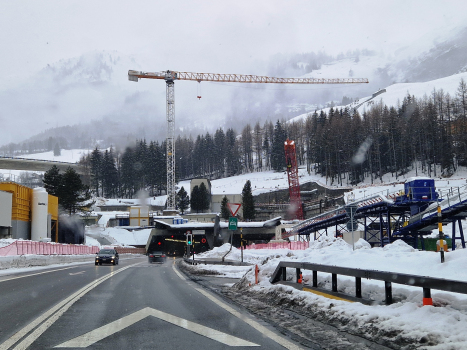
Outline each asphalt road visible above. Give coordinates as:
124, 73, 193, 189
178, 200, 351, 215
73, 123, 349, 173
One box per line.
0, 256, 303, 349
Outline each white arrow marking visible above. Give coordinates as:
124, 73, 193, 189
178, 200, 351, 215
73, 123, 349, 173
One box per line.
69, 271, 86, 275
55, 307, 259, 348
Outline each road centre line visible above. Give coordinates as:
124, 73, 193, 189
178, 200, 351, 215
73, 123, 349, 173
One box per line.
172, 262, 302, 350
0, 266, 77, 283
0, 262, 142, 350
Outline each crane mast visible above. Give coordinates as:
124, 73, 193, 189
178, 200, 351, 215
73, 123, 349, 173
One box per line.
128, 70, 368, 212
165, 73, 176, 211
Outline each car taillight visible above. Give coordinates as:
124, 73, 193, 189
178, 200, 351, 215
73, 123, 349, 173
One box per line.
161, 255, 166, 258
149, 255, 154, 257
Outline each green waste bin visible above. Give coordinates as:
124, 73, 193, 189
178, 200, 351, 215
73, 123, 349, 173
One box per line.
418, 237, 452, 251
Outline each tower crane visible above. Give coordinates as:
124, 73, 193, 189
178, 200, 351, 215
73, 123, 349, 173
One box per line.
128, 70, 368, 212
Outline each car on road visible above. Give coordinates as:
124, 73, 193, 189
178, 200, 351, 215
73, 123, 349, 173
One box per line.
148, 251, 167, 263
95, 249, 119, 265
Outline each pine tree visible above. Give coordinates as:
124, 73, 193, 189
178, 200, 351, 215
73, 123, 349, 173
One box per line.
90, 147, 102, 196
120, 147, 136, 198
53, 143, 61, 156
220, 195, 230, 220
101, 149, 118, 198
271, 120, 287, 171
225, 128, 241, 176
198, 182, 210, 212
241, 180, 256, 221
190, 185, 200, 213
214, 128, 226, 177
43, 165, 62, 197
177, 186, 190, 214
58, 167, 92, 214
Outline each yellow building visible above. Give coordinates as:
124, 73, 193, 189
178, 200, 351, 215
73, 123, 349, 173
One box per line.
0, 182, 58, 240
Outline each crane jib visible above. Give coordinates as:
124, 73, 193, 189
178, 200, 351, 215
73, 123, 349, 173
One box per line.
128, 70, 369, 84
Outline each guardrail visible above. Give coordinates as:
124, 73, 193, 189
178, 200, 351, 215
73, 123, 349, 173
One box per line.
270, 261, 467, 305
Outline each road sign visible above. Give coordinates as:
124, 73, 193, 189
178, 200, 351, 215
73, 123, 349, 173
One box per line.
228, 217, 238, 230
346, 219, 358, 231
344, 204, 358, 217
227, 203, 241, 217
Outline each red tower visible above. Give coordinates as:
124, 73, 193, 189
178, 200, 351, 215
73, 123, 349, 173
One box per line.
284, 139, 304, 220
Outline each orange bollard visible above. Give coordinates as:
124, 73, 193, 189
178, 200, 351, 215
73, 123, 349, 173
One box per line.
423, 298, 433, 306
298, 273, 303, 284
255, 264, 259, 284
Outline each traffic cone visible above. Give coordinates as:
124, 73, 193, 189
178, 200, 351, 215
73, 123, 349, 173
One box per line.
423, 297, 433, 306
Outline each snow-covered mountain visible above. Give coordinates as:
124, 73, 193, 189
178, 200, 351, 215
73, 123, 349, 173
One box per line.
290, 70, 467, 124
2, 25, 467, 148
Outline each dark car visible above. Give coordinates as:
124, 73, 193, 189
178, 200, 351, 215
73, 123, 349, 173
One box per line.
95, 249, 119, 265
148, 251, 167, 263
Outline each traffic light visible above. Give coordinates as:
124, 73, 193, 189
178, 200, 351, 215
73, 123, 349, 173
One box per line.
186, 234, 192, 245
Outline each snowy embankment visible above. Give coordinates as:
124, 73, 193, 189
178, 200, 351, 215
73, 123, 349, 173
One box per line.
193, 238, 467, 349
0, 254, 97, 270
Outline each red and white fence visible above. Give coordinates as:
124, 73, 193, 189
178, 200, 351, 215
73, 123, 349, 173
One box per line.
245, 241, 309, 250
0, 240, 99, 256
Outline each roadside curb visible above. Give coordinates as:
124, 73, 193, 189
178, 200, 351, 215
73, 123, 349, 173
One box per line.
183, 257, 251, 266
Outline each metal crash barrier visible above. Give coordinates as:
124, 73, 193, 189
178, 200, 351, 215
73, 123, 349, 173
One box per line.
270, 261, 467, 305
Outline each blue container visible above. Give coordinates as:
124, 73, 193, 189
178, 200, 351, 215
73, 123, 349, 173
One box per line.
404, 177, 438, 201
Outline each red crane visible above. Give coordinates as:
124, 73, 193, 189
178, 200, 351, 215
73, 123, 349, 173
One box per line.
284, 139, 304, 220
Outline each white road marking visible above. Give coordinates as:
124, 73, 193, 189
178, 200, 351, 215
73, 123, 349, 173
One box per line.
172, 262, 186, 280
55, 307, 260, 348
0, 262, 142, 350
195, 288, 303, 350
69, 271, 86, 276
172, 262, 302, 349
0, 266, 76, 283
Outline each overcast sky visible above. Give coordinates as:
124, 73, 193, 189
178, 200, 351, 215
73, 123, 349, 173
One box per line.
2, 0, 467, 85
1, 0, 467, 147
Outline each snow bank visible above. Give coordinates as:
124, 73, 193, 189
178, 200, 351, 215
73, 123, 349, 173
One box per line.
195, 238, 467, 348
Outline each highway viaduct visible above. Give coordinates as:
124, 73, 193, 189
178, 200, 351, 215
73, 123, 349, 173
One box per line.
0, 157, 86, 175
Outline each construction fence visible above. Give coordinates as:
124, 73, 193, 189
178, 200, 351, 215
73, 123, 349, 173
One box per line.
0, 241, 146, 256
245, 241, 309, 250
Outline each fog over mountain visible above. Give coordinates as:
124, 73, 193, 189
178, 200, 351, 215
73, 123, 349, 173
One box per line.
2, 17, 467, 152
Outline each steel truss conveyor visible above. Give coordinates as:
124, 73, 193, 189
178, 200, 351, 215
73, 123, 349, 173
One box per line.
284, 184, 467, 250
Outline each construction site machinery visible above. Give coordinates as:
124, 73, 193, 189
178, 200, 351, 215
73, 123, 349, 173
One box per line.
128, 69, 368, 211
284, 139, 304, 220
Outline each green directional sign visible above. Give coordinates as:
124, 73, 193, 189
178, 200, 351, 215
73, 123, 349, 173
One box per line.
228, 217, 238, 230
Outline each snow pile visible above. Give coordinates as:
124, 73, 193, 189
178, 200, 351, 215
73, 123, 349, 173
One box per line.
85, 227, 151, 247
195, 238, 467, 348
0, 239, 17, 248
103, 228, 152, 246
307, 235, 352, 251
84, 235, 101, 247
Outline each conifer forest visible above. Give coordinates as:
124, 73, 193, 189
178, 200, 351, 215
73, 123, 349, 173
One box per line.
80, 80, 467, 199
